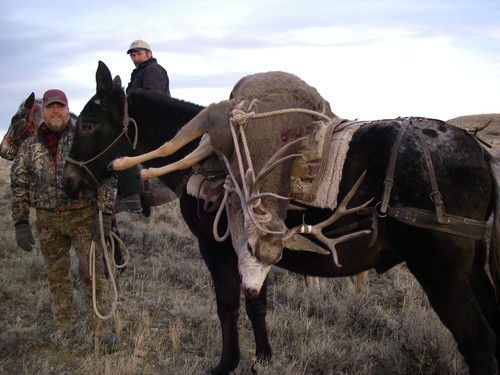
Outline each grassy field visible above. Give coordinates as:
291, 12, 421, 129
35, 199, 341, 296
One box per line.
3, 113, 500, 374
0, 155, 471, 375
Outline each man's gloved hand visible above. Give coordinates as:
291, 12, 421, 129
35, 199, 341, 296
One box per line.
15, 221, 35, 252
92, 212, 112, 241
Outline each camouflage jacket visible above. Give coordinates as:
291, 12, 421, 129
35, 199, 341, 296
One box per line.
10, 120, 116, 223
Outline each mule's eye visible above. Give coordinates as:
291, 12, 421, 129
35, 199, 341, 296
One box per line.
82, 122, 94, 131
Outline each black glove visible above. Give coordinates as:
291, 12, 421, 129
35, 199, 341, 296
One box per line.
15, 221, 35, 252
92, 212, 113, 241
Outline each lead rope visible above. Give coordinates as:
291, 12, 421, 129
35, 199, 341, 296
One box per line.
89, 195, 130, 320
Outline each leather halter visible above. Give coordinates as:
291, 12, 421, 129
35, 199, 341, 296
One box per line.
3, 101, 39, 153
65, 96, 138, 188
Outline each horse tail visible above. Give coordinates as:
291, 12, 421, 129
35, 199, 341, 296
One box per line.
486, 152, 500, 301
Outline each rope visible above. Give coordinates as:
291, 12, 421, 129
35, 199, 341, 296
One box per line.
231, 106, 332, 127
213, 177, 231, 242
88, 202, 130, 320
215, 101, 334, 243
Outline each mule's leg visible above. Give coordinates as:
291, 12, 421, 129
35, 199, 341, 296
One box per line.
406, 253, 498, 375
245, 279, 272, 364
111, 215, 126, 268
468, 241, 500, 372
198, 239, 242, 375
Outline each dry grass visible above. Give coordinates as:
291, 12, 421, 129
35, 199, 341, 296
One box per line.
5, 113, 500, 374
0, 156, 471, 375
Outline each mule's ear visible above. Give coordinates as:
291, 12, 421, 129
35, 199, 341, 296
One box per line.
96, 61, 113, 95
113, 75, 122, 90
25, 92, 35, 109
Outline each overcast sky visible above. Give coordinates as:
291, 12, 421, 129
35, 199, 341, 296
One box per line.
1, 0, 499, 136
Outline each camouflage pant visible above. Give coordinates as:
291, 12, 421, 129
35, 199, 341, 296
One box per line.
36, 206, 112, 334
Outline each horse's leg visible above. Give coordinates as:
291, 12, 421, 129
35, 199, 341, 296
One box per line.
198, 239, 242, 375
245, 279, 272, 364
468, 240, 500, 372
405, 240, 498, 375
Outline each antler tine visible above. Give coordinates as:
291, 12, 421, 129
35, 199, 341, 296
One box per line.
316, 229, 372, 267
248, 208, 286, 235
311, 171, 372, 231
247, 192, 291, 205
252, 137, 306, 194
222, 154, 285, 235
286, 171, 373, 267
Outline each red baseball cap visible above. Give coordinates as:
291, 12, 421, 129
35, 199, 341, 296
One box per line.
42, 89, 68, 107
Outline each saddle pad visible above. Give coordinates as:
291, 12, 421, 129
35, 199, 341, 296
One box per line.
291, 118, 361, 209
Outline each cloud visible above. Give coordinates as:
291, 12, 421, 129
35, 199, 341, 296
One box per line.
1, 0, 499, 136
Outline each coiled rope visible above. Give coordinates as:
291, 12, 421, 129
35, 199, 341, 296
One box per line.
89, 208, 130, 320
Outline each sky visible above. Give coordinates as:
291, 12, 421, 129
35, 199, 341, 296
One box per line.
1, 0, 499, 136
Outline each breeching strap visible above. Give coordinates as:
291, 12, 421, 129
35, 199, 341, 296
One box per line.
380, 118, 487, 239
414, 127, 445, 223
379, 118, 410, 214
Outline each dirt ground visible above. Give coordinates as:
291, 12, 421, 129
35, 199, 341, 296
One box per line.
448, 113, 500, 158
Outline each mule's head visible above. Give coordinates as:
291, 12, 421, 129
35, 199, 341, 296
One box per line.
63, 61, 129, 198
1, 92, 42, 160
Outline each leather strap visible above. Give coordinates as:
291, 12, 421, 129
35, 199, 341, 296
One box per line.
380, 118, 411, 214
386, 206, 486, 240
415, 127, 445, 223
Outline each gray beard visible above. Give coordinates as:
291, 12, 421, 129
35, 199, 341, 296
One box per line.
45, 119, 66, 132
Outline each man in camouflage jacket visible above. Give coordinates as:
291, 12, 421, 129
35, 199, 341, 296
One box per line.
10, 89, 118, 346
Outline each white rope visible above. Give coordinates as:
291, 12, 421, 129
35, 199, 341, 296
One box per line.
88, 208, 130, 320
213, 177, 231, 242
214, 102, 334, 243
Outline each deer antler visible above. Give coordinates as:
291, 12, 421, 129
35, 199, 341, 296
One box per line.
284, 171, 373, 267
250, 137, 306, 195
224, 113, 306, 236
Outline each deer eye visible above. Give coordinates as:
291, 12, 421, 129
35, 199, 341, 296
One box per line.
247, 243, 254, 256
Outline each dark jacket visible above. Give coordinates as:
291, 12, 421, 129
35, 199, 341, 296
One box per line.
126, 58, 170, 96
10, 119, 115, 223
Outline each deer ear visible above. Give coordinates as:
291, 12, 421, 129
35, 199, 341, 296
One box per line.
283, 234, 330, 255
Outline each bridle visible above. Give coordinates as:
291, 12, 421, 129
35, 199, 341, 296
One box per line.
2, 101, 39, 158
65, 96, 138, 188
